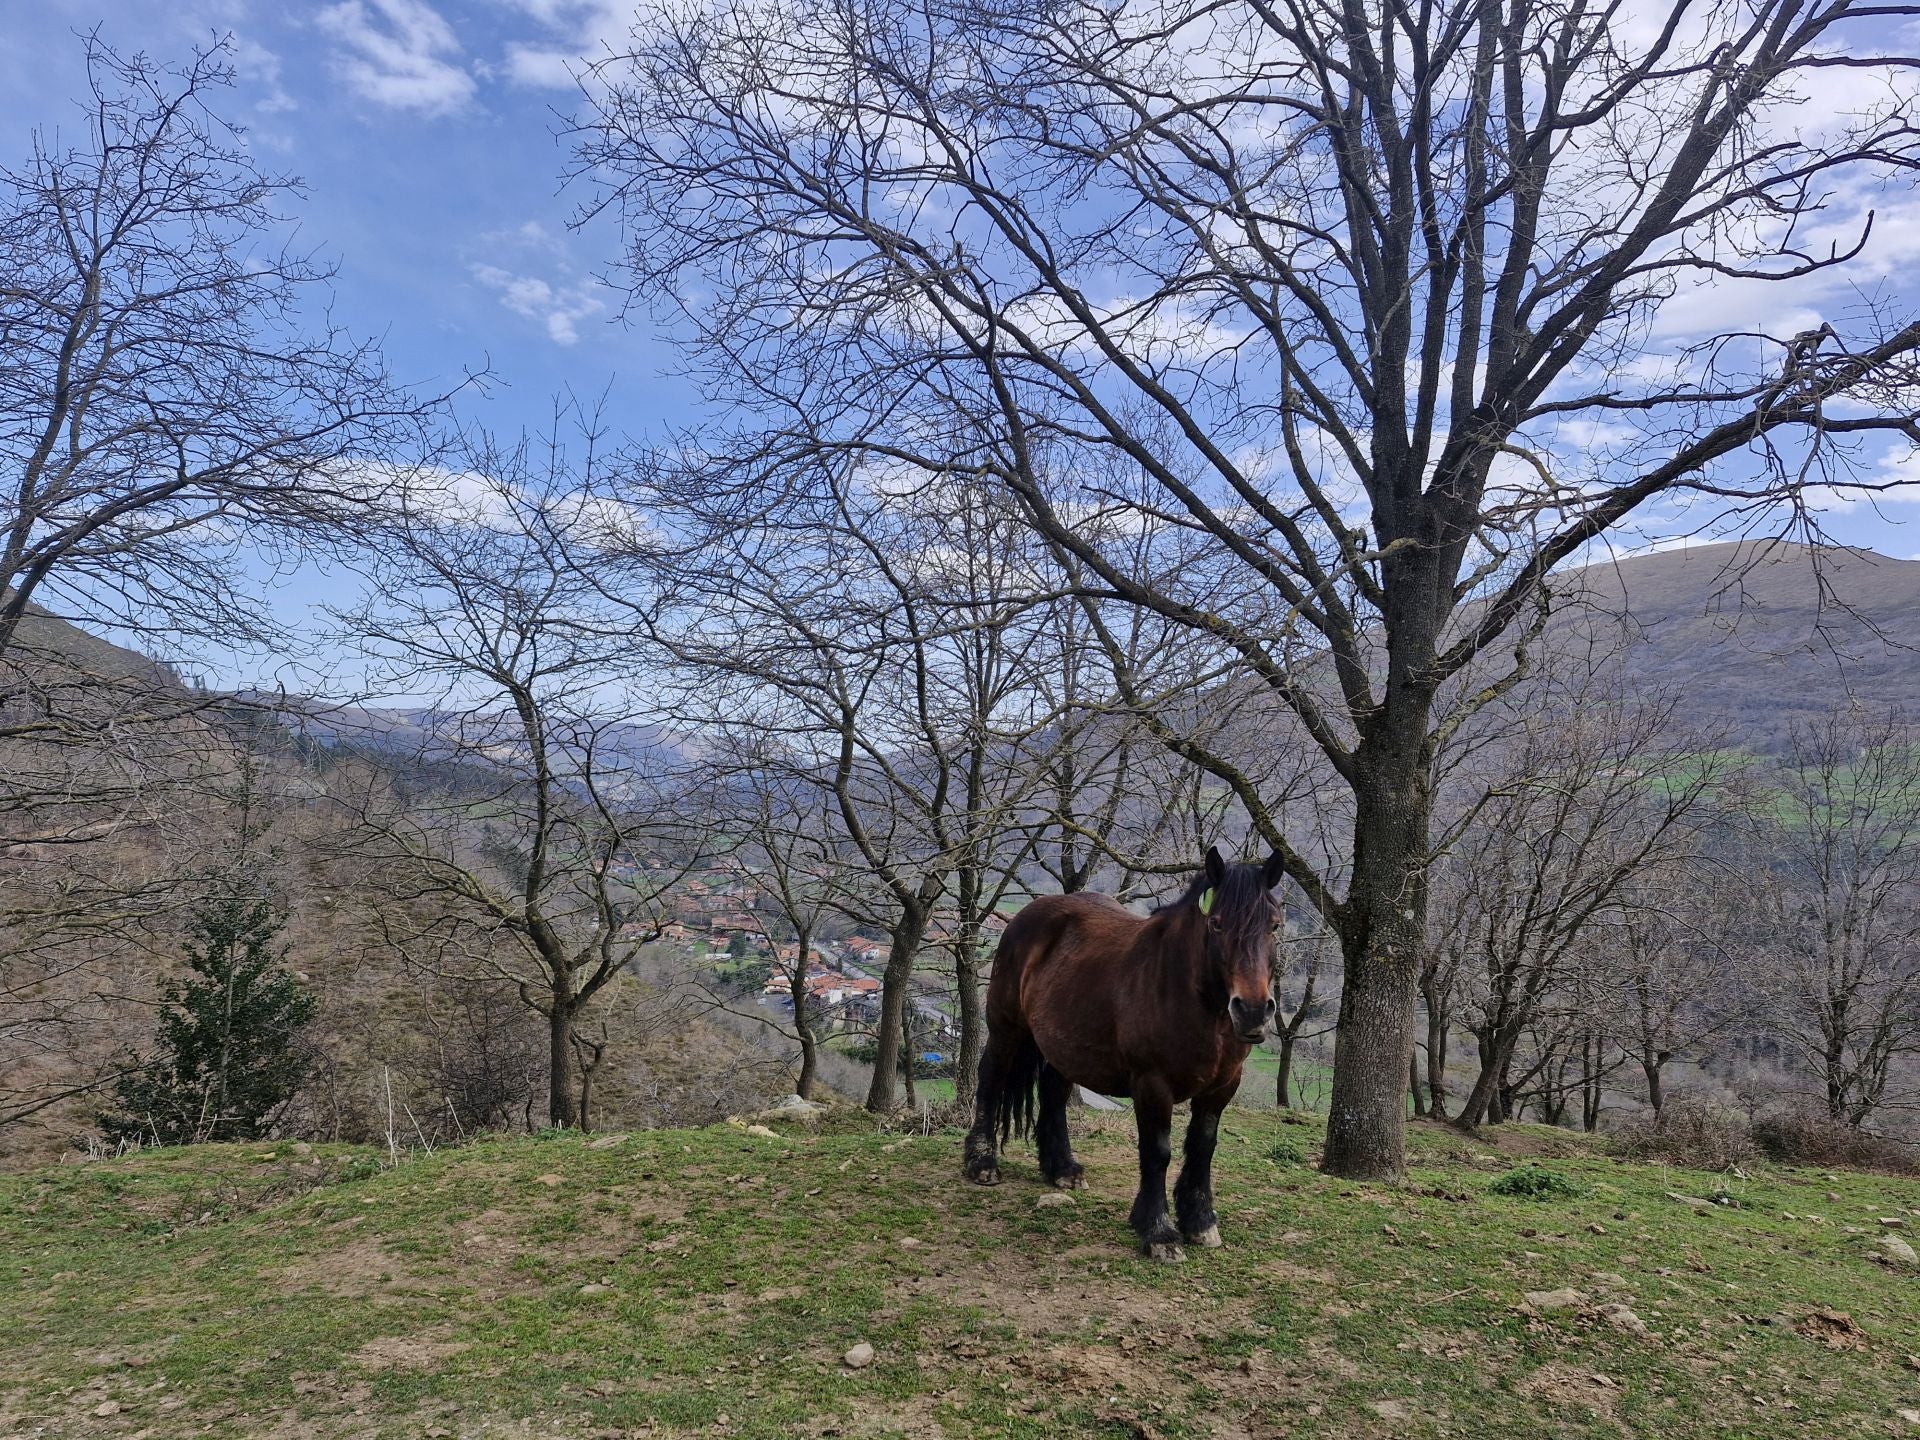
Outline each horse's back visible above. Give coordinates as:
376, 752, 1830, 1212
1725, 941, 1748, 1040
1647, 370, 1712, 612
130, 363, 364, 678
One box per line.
988, 892, 1143, 1095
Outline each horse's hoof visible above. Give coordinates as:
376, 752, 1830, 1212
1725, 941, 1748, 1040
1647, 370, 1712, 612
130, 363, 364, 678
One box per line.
1145, 1241, 1186, 1264
1053, 1172, 1087, 1191
1186, 1224, 1222, 1249
968, 1165, 1001, 1186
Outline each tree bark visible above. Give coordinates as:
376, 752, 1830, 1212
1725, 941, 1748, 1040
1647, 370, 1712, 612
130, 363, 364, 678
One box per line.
1424, 1005, 1451, 1122
793, 990, 819, 1101
1275, 1034, 1296, 1111
865, 910, 926, 1111
951, 859, 986, 1106
1642, 1056, 1664, 1115
547, 1001, 577, 1129
1322, 733, 1432, 1178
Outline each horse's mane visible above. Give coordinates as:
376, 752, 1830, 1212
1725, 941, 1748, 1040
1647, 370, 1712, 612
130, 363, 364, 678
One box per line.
1157, 861, 1278, 952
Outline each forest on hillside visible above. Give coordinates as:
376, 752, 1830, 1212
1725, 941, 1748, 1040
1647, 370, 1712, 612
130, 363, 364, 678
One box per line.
5, 13, 1920, 1179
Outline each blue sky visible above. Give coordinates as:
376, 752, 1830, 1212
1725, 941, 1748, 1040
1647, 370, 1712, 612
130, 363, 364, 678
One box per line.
4, 2, 1919, 688
3, 2, 683, 447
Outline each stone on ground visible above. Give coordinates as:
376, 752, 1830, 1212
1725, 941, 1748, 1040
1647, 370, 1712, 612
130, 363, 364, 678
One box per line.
843, 1342, 876, 1369
1035, 1191, 1075, 1209
1524, 1288, 1587, 1311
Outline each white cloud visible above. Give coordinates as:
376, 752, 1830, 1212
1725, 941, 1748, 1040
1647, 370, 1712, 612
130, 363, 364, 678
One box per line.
470, 262, 605, 344
497, 1, 627, 89
316, 0, 476, 115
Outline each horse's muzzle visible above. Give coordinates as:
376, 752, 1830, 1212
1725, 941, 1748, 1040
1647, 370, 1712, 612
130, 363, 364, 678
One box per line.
1229, 995, 1274, 1045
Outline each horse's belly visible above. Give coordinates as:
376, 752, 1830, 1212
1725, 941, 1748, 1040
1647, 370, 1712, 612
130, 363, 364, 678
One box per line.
1028, 1016, 1128, 1098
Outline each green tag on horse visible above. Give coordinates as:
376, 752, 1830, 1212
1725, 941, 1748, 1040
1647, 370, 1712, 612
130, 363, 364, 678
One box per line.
1198, 888, 1216, 916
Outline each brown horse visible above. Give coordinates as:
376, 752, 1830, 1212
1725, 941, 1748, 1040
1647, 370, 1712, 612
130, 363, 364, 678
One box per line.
964, 847, 1284, 1260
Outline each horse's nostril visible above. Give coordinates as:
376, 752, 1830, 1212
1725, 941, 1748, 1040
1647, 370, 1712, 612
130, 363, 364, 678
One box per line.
1264, 998, 1277, 1016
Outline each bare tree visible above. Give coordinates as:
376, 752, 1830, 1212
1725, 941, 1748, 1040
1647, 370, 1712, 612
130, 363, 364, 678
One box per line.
330, 436, 696, 1129
705, 738, 845, 1100
1751, 709, 1920, 1126
0, 35, 452, 663
576, 0, 1920, 1177
1590, 866, 1746, 1116
1437, 684, 1726, 1129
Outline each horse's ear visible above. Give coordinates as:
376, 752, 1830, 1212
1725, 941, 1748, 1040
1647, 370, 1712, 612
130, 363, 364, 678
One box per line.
1204, 845, 1226, 887
1262, 851, 1287, 890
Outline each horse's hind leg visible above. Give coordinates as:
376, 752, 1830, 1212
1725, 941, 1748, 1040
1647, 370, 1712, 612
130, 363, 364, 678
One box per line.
1127, 1077, 1183, 1262
1175, 1093, 1228, 1248
1035, 1065, 1085, 1190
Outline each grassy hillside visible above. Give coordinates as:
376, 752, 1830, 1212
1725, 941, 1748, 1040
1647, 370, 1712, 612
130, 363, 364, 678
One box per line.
5, 1110, 1919, 1438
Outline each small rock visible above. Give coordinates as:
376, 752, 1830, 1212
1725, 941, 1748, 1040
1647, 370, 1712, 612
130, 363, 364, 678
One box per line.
843, 1341, 876, 1369
898, 1237, 923, 1248
1904, 1354, 1920, 1373
535, 1173, 563, 1187
1665, 1191, 1714, 1213
290, 1141, 313, 1155
1880, 1217, 1907, 1229
1035, 1192, 1075, 1209
646, 1235, 680, 1252
1597, 1303, 1649, 1337
1587, 1223, 1607, 1235
1588, 1272, 1629, 1290
1524, 1288, 1587, 1311
579, 1283, 611, 1296
1898, 1408, 1920, 1429
1278, 1230, 1311, 1244
91, 1401, 121, 1418
744, 1125, 779, 1139
1872, 1234, 1918, 1270
772, 1094, 821, 1114
588, 1135, 625, 1150
1825, 1191, 1842, 1202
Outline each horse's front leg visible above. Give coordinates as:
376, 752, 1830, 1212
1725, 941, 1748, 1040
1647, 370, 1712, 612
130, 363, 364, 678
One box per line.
1127, 1077, 1182, 1262
1175, 1094, 1227, 1248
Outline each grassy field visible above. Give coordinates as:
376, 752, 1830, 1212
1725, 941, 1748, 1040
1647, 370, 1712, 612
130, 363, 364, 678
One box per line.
4, 1111, 1919, 1438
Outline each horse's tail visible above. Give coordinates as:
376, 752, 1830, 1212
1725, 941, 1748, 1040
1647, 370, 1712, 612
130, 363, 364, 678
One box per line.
981, 1027, 1045, 1147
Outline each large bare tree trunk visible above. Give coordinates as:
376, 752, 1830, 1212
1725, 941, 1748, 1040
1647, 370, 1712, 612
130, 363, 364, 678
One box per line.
1323, 720, 1433, 1178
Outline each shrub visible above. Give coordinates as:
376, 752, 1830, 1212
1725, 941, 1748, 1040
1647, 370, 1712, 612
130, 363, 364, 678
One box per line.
1267, 1136, 1308, 1166
1614, 1100, 1757, 1171
1749, 1107, 1918, 1174
1487, 1164, 1590, 1200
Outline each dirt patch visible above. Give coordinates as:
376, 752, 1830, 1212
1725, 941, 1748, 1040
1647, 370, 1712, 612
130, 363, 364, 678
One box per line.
799, 1392, 949, 1438
1796, 1308, 1870, 1351
277, 1237, 409, 1298
351, 1334, 471, 1372
1517, 1361, 1623, 1424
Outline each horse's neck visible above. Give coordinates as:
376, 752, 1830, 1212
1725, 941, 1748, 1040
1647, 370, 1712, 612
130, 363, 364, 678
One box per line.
1131, 912, 1220, 1006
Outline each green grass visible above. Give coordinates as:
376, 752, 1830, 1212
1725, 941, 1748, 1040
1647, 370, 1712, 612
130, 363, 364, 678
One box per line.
4, 1114, 1918, 1438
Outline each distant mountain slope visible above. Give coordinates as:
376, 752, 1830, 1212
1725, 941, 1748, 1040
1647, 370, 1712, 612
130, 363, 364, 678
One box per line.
1546, 540, 1920, 747
7, 605, 184, 688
